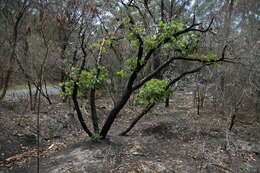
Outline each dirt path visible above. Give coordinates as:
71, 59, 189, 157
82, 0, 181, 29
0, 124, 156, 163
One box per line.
4, 86, 60, 101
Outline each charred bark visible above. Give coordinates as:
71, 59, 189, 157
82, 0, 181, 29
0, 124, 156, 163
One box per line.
72, 83, 93, 137
119, 103, 155, 136
90, 88, 99, 133
0, 5, 26, 101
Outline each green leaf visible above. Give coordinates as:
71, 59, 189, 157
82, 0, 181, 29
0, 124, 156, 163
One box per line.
134, 79, 172, 105
90, 43, 101, 48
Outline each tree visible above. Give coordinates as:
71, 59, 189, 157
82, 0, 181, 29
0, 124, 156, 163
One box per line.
60, 1, 231, 139
192, 0, 260, 131
0, 0, 29, 101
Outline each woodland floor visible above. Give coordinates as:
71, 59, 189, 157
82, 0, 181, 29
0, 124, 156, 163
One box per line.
0, 90, 259, 173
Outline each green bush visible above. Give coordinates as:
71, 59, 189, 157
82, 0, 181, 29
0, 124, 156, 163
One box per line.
135, 79, 171, 105
60, 66, 108, 98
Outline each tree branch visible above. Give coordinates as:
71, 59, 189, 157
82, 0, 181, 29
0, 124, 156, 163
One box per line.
133, 56, 175, 90
119, 103, 155, 136
133, 45, 228, 91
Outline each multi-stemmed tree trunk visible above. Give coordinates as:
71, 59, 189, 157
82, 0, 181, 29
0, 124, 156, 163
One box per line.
72, 15, 229, 139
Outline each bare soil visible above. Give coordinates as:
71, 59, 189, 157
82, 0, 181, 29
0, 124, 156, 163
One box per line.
0, 91, 259, 173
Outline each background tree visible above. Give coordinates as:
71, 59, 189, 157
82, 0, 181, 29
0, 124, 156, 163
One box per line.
0, 0, 29, 101
191, 0, 260, 130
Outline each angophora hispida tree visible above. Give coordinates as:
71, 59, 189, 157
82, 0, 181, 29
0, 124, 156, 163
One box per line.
61, 1, 231, 140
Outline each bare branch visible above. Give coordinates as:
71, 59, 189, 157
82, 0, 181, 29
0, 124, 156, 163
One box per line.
143, 0, 155, 23
167, 64, 207, 89
189, 17, 215, 33
133, 56, 175, 90
134, 45, 229, 91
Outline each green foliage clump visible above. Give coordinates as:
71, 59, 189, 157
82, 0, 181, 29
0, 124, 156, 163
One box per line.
158, 20, 184, 33
126, 57, 145, 71
189, 52, 218, 61
59, 81, 74, 98
90, 39, 113, 53
59, 66, 80, 98
78, 66, 108, 92
144, 35, 157, 51
60, 66, 108, 98
126, 31, 140, 48
171, 20, 185, 31
125, 20, 186, 52
116, 70, 128, 78
143, 20, 186, 52
122, 16, 131, 26
202, 52, 218, 60
135, 79, 171, 105
116, 57, 144, 78
90, 43, 100, 48
91, 133, 103, 142
174, 33, 200, 56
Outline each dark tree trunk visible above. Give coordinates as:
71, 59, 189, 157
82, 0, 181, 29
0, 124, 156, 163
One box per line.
90, 88, 99, 133
59, 33, 69, 101
256, 90, 260, 113
165, 96, 170, 108
0, 57, 15, 101
228, 113, 236, 131
27, 81, 33, 110
169, 0, 175, 20
119, 103, 155, 136
0, 4, 26, 101
33, 87, 39, 110
61, 73, 66, 92
99, 35, 144, 138
160, 0, 165, 23
43, 79, 52, 104
220, 75, 225, 94
70, 23, 93, 137
72, 83, 93, 137
100, 90, 132, 138
197, 96, 200, 115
